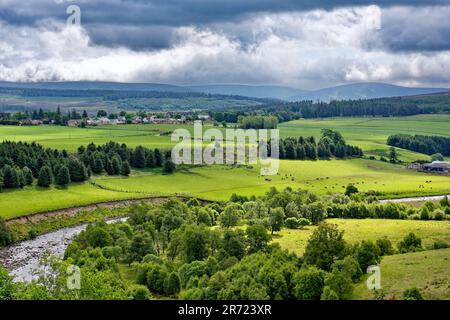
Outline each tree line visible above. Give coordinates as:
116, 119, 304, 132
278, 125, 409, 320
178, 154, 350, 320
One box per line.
387, 134, 450, 157
210, 94, 450, 124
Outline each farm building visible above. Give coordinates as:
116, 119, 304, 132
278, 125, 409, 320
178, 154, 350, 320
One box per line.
423, 161, 450, 173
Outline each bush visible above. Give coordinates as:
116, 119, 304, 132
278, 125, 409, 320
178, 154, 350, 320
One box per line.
331, 256, 363, 283
146, 264, 169, 294
164, 272, 181, 296
376, 237, 395, 256
285, 217, 311, 229
398, 233, 422, 253
432, 209, 445, 221
352, 240, 381, 271
432, 241, 449, 250
403, 287, 423, 300
0, 217, 13, 247
127, 285, 151, 300
320, 286, 339, 300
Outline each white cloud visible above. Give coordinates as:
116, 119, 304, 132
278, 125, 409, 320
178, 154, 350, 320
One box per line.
0, 5, 450, 88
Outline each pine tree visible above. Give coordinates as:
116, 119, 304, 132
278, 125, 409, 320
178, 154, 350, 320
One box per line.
56, 166, 70, 186
163, 160, 176, 174
22, 167, 34, 186
37, 166, 53, 188
68, 158, 88, 182
111, 157, 121, 175
121, 161, 131, 176
106, 160, 115, 175
2, 165, 19, 189
154, 149, 162, 167
91, 153, 104, 174
146, 150, 156, 168
132, 147, 146, 168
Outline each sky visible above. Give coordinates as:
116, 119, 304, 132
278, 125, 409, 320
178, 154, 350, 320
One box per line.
1, 0, 450, 89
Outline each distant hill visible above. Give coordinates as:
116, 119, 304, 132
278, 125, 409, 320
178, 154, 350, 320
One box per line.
188, 84, 305, 100
0, 81, 190, 93
289, 83, 448, 102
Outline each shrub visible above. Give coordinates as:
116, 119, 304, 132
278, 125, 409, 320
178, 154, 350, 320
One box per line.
127, 285, 151, 300
165, 272, 181, 296
320, 286, 339, 300
146, 264, 169, 294
432, 209, 445, 221
432, 241, 449, 250
403, 287, 423, 300
285, 217, 300, 229
398, 233, 422, 253
352, 240, 381, 271
376, 237, 395, 256
331, 256, 363, 283
0, 217, 13, 247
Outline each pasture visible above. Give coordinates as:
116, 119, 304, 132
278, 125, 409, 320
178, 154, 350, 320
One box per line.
92, 159, 450, 200
352, 248, 450, 300
273, 218, 450, 255
0, 183, 146, 220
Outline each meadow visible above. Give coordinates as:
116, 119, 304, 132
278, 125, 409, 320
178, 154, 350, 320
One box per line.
352, 248, 450, 300
0, 183, 147, 220
92, 159, 450, 200
273, 218, 450, 255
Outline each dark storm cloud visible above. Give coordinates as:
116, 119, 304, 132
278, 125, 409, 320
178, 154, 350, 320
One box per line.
1, 0, 450, 50
380, 6, 450, 52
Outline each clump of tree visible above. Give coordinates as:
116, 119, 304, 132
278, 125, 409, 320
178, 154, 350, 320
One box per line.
0, 141, 176, 190
239, 115, 278, 129
273, 129, 363, 160
387, 134, 450, 156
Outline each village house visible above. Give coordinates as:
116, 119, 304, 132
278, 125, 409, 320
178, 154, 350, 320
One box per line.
67, 120, 81, 127
422, 161, 450, 173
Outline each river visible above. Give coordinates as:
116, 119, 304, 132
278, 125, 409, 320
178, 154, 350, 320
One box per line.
0, 217, 127, 282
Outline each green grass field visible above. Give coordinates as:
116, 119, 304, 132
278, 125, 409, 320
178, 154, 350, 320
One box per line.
0, 183, 147, 219
92, 159, 450, 200
352, 249, 450, 300
273, 218, 450, 255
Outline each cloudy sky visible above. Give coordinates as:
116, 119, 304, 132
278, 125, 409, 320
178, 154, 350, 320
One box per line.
1, 0, 450, 89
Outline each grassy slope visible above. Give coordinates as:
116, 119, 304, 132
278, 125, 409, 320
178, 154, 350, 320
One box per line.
352, 249, 450, 300
273, 218, 450, 255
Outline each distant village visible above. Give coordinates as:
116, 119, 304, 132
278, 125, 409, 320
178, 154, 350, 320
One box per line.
0, 107, 211, 127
